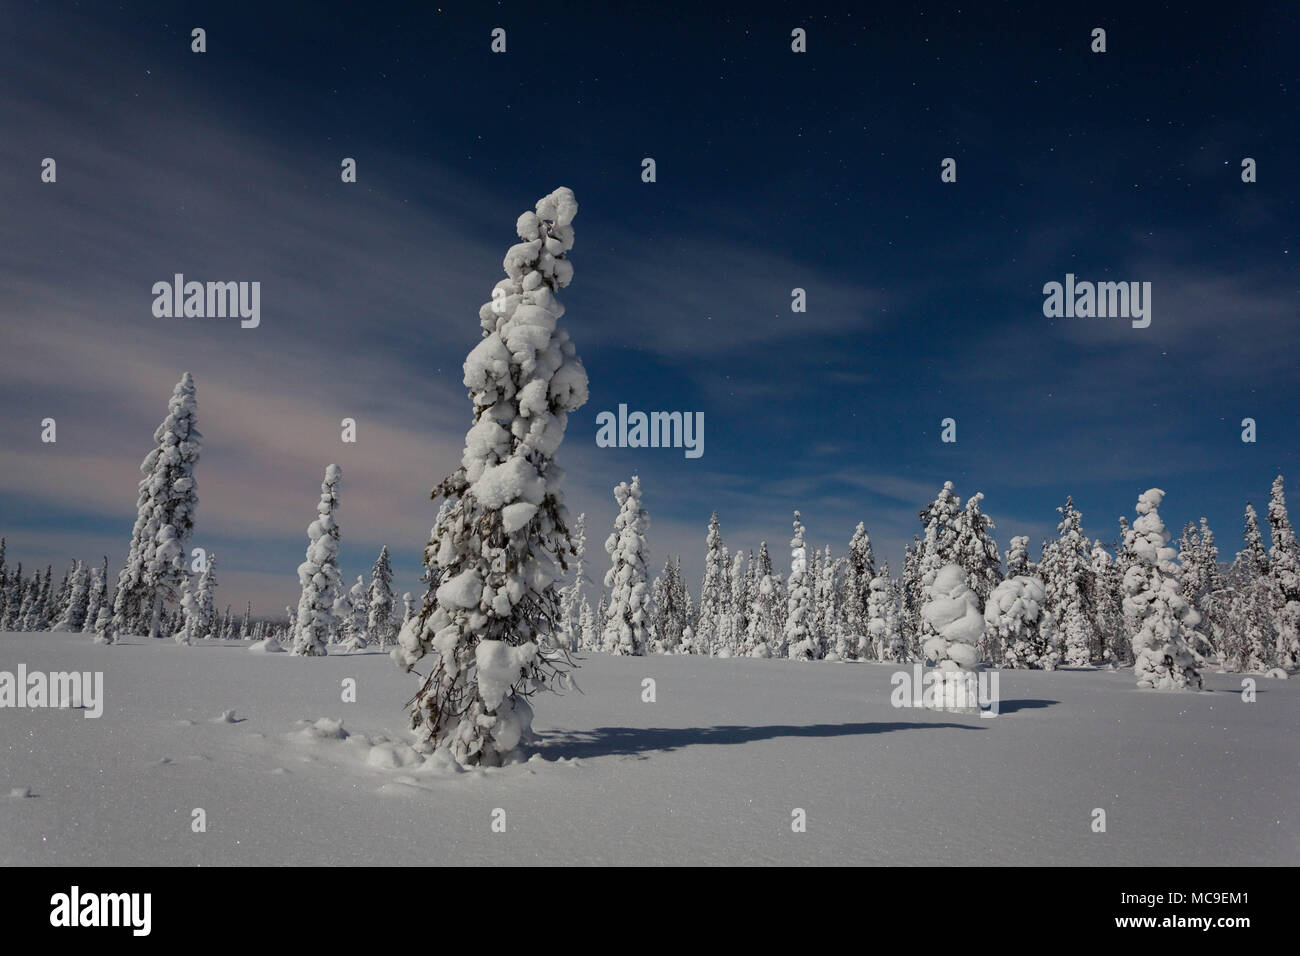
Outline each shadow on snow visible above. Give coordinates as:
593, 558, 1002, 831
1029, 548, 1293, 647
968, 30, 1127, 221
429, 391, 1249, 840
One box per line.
537, 719, 983, 760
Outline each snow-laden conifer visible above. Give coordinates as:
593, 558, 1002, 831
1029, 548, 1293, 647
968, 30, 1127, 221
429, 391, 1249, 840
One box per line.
176, 578, 199, 645
393, 187, 588, 765
366, 545, 398, 649
954, 493, 1001, 616
843, 522, 874, 654
1005, 536, 1034, 578
1042, 496, 1096, 667
921, 564, 985, 711
866, 561, 902, 660
1123, 489, 1203, 690
1267, 476, 1300, 669
194, 553, 217, 640
556, 513, 586, 651
291, 465, 343, 657
987, 575, 1056, 669
694, 512, 727, 656
602, 475, 650, 656
1090, 541, 1128, 664
112, 372, 201, 638
339, 575, 370, 651
53, 561, 89, 632
717, 551, 747, 657
785, 512, 817, 660
81, 559, 107, 635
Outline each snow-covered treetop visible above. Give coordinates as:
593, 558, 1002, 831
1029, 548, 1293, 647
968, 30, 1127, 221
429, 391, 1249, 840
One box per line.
790, 511, 807, 575
462, 187, 588, 529
1127, 488, 1176, 568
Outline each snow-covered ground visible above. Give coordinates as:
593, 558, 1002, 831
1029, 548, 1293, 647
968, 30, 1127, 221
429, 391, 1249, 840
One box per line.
1, 629, 1295, 866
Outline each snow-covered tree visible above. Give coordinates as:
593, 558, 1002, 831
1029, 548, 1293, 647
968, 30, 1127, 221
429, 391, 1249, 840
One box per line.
1090, 541, 1128, 664
918, 483, 962, 587
52, 561, 90, 632
819, 552, 853, 660
2, 565, 23, 631
1177, 519, 1223, 662
291, 464, 344, 657
717, 550, 747, 657
175, 579, 199, 645
1222, 503, 1276, 671
714, 545, 731, 655
953, 492, 1001, 613
556, 512, 586, 651
93, 604, 116, 645
899, 539, 922, 657
694, 512, 727, 656
650, 557, 692, 654
1041, 496, 1096, 667
602, 475, 650, 656
1267, 476, 1300, 669
339, 575, 370, 651
745, 569, 781, 658
1123, 489, 1203, 690
81, 559, 107, 635
193, 553, 217, 640
578, 596, 598, 651
785, 512, 817, 660
865, 561, 901, 660
112, 372, 202, 638
921, 564, 985, 711
366, 546, 398, 649
51, 565, 72, 626
21, 567, 52, 632
393, 187, 588, 766
1005, 536, 1034, 578
987, 575, 1057, 670
843, 522, 875, 654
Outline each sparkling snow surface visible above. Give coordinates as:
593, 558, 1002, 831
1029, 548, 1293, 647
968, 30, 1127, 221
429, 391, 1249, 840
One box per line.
1, 629, 1295, 865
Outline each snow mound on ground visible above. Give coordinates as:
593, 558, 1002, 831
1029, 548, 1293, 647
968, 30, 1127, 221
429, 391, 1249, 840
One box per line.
9, 787, 33, 798
297, 717, 349, 740
212, 709, 241, 723
249, 638, 285, 653
289, 717, 467, 777
1265, 668, 1289, 679
366, 741, 424, 770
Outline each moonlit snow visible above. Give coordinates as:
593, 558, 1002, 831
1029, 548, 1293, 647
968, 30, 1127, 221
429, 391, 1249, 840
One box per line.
2, 628, 1296, 866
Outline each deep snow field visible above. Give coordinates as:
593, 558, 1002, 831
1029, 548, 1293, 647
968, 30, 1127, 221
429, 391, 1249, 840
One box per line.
1, 629, 1296, 866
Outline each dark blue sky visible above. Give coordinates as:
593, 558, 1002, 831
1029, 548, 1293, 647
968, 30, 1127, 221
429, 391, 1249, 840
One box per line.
1, 1, 1296, 612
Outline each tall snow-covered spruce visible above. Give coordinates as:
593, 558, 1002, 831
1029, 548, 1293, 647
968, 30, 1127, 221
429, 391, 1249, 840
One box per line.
602, 476, 651, 655
111, 372, 201, 638
394, 187, 588, 767
291, 465, 344, 657
366, 546, 397, 649
1123, 489, 1203, 690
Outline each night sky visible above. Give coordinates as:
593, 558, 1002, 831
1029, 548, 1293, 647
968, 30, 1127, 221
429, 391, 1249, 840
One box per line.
1, 1, 1296, 613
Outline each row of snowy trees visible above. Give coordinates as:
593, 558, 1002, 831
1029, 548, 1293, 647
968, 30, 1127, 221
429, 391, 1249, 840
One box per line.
2, 371, 416, 652
551, 475, 1300, 681
281, 463, 411, 656
0, 536, 282, 646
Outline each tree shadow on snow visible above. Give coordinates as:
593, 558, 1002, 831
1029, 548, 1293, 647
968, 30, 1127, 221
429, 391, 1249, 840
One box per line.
995, 698, 1058, 714
537, 720, 982, 760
